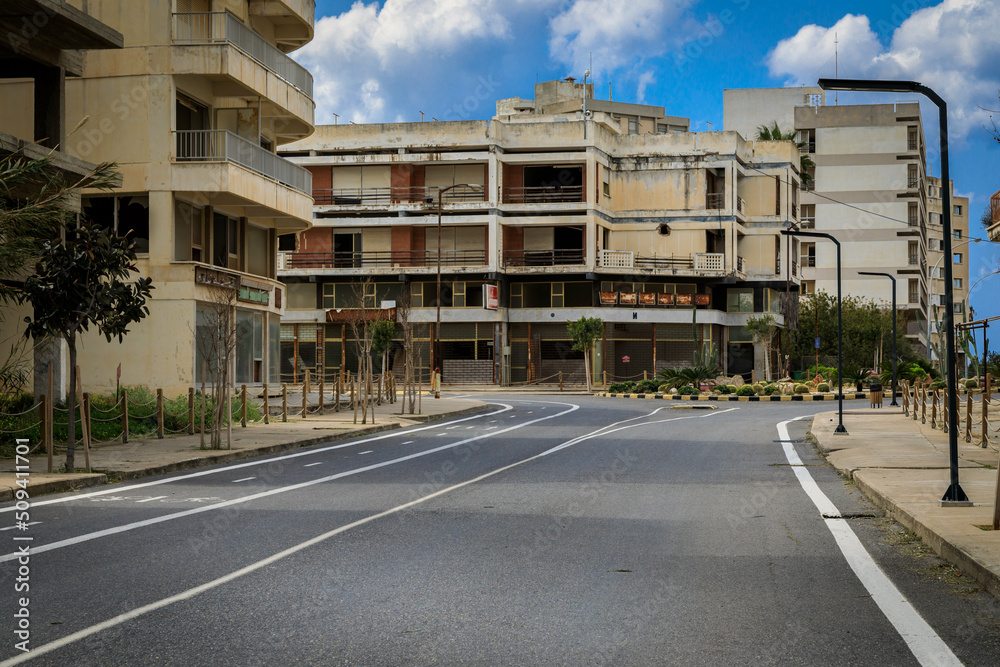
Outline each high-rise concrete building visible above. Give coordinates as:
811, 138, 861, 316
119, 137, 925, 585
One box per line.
2, 0, 317, 396
926, 176, 969, 366
725, 87, 935, 353
276, 80, 802, 386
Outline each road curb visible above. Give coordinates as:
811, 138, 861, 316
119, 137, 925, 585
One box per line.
597, 392, 871, 401
7, 405, 491, 500
849, 470, 1000, 601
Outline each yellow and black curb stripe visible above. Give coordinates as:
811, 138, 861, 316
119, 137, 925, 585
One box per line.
596, 392, 877, 402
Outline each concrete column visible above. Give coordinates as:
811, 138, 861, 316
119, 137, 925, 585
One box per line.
33, 336, 67, 403
34, 65, 65, 150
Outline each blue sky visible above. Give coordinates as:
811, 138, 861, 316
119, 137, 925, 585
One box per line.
298, 0, 1000, 315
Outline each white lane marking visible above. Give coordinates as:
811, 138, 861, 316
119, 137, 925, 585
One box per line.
0, 522, 41, 532
358, 451, 373, 455
446, 425, 460, 430
527, 411, 533, 414
135, 496, 168, 504
303, 462, 323, 468
0, 405, 512, 514
231, 477, 256, 483
777, 417, 961, 667
0, 403, 577, 564
400, 441, 414, 445
0, 400, 686, 665
541, 407, 739, 457
485, 426, 497, 430
466, 426, 475, 429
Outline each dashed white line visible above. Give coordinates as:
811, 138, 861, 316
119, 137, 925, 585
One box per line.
400, 441, 414, 445
303, 462, 323, 467
135, 496, 168, 504
0, 522, 41, 531
358, 450, 373, 455
446, 425, 460, 430
777, 417, 961, 667
231, 477, 256, 483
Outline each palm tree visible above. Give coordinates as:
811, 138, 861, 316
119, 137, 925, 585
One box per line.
755, 121, 815, 187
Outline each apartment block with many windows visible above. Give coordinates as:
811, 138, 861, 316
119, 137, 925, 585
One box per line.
926, 176, 969, 365
725, 87, 934, 353
277, 80, 802, 385
0, 0, 316, 396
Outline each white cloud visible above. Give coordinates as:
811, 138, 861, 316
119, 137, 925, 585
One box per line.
293, 0, 518, 123
766, 0, 1000, 140
548, 0, 697, 79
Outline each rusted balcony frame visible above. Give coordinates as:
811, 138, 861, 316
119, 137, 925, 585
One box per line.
284, 249, 487, 269
503, 249, 585, 267
312, 185, 486, 206
501, 185, 585, 204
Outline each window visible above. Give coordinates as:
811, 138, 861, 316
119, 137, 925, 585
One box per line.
907, 164, 918, 188
953, 229, 962, 239
908, 202, 918, 227
908, 279, 919, 304
174, 199, 204, 262
774, 177, 781, 216
954, 253, 963, 264
908, 241, 918, 265
83, 195, 150, 253
800, 204, 815, 228
602, 167, 610, 198
954, 278, 963, 289
628, 118, 638, 135
800, 280, 815, 295
954, 205, 963, 215
799, 128, 816, 153
727, 288, 754, 313
954, 302, 963, 313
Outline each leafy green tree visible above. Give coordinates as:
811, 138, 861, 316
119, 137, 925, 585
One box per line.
745, 314, 778, 381
755, 121, 815, 186
1, 153, 118, 391
17, 221, 153, 472
567, 316, 603, 391
371, 318, 397, 403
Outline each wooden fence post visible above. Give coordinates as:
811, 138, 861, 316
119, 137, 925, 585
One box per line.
156, 388, 164, 439
335, 375, 341, 412
901, 380, 909, 416
920, 383, 927, 424
603, 370, 607, 386
187, 387, 195, 435
559, 371, 563, 392
200, 362, 206, 448
241, 384, 247, 427
262, 384, 270, 425
319, 380, 325, 415
281, 384, 288, 422
981, 373, 990, 449
930, 389, 938, 429
301, 379, 308, 419
122, 387, 129, 444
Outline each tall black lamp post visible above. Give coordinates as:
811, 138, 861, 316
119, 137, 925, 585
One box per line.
818, 78, 969, 505
858, 271, 898, 406
434, 183, 478, 399
782, 228, 846, 434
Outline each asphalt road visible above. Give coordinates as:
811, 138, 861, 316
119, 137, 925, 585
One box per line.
2, 397, 1000, 666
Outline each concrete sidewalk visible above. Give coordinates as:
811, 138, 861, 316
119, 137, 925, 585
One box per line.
811, 408, 1000, 599
0, 396, 487, 501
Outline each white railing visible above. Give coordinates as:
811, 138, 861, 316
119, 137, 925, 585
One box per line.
598, 249, 634, 268
174, 130, 312, 194
172, 12, 313, 97
694, 253, 724, 272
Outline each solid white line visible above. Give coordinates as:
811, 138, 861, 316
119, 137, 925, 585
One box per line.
303, 462, 323, 468
134, 496, 168, 504
0, 400, 693, 665
777, 417, 961, 667
0, 403, 578, 565
0, 405, 512, 514
231, 477, 256, 483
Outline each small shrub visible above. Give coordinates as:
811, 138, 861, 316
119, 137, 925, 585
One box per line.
635, 379, 660, 394
657, 383, 670, 393
763, 384, 780, 396
736, 385, 755, 396
715, 384, 733, 394
751, 383, 764, 394
608, 381, 636, 393
931, 379, 946, 390
678, 385, 698, 395
727, 385, 738, 393
794, 384, 810, 394
817, 382, 830, 392
965, 378, 978, 389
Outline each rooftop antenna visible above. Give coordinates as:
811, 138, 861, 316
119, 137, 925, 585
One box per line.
834, 32, 839, 105
609, 82, 612, 102
707, 121, 713, 131
332, 112, 339, 125
419, 111, 425, 122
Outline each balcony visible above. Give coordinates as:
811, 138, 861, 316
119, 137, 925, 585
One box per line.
502, 185, 584, 204
172, 12, 313, 97
598, 250, 695, 270
908, 138, 918, 151
801, 255, 816, 268
503, 249, 585, 267
791, 203, 798, 219
908, 253, 919, 266
706, 192, 724, 209
174, 129, 311, 194
248, 0, 315, 50
908, 176, 919, 189
313, 185, 486, 207
736, 197, 745, 214
283, 250, 487, 269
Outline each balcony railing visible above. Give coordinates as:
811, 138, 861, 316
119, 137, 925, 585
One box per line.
503, 249, 585, 267
908, 176, 919, 188
172, 12, 313, 97
908, 253, 919, 266
694, 253, 724, 271
736, 196, 745, 214
283, 250, 487, 269
502, 185, 585, 204
801, 255, 816, 268
313, 185, 486, 206
792, 260, 798, 277
908, 211, 919, 226
909, 291, 919, 304
174, 130, 312, 194
791, 203, 798, 219
597, 250, 695, 270
736, 256, 745, 273
908, 138, 918, 151
706, 192, 724, 209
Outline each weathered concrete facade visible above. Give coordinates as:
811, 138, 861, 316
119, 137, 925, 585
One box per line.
725, 87, 938, 353
277, 81, 801, 385
3, 0, 316, 397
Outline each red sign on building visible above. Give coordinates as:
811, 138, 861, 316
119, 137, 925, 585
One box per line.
484, 284, 499, 310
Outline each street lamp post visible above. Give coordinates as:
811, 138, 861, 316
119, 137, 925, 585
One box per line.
858, 271, 898, 406
781, 228, 846, 434
819, 77, 969, 505
928, 237, 981, 363
434, 183, 478, 399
